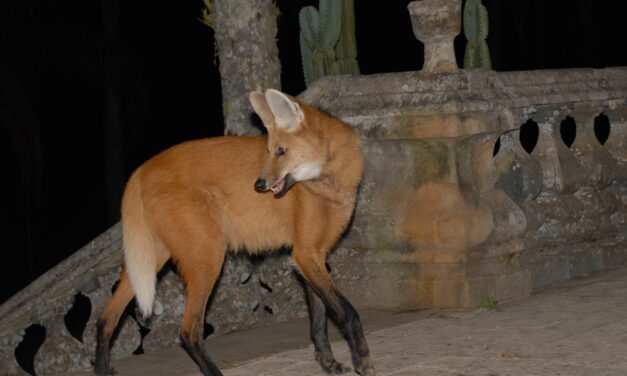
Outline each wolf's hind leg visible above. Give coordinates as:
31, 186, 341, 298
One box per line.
177, 245, 226, 376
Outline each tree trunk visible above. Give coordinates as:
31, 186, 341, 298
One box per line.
214, 0, 281, 135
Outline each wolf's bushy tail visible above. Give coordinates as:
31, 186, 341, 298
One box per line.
121, 169, 157, 317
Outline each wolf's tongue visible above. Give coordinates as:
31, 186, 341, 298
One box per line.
272, 178, 286, 195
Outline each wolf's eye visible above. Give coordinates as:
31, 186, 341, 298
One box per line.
276, 146, 286, 157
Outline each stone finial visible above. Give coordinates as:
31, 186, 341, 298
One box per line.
408, 0, 461, 73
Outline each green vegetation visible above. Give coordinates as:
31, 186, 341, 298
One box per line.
299, 0, 359, 86
199, 0, 214, 29
463, 0, 491, 69
479, 297, 499, 310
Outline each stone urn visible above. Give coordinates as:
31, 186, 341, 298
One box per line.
408, 0, 461, 73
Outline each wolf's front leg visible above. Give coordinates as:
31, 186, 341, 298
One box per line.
305, 284, 352, 374
294, 251, 376, 376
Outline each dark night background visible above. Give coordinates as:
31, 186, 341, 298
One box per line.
1, 0, 626, 304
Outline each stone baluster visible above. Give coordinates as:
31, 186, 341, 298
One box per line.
604, 110, 626, 177
569, 109, 617, 189
408, 0, 461, 73
603, 110, 627, 231
523, 108, 567, 194
536, 113, 582, 194
493, 128, 543, 205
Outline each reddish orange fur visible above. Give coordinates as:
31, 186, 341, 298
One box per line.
96, 92, 364, 376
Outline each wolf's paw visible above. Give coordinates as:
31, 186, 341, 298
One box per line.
322, 360, 351, 374
315, 351, 351, 374
354, 366, 376, 376
354, 358, 376, 376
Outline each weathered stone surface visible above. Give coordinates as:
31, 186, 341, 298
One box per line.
216, 267, 627, 376
298, 64, 626, 310
408, 0, 461, 73
55, 267, 627, 376
141, 324, 179, 353
204, 253, 307, 336
0, 225, 309, 375
300, 68, 627, 128
494, 134, 543, 204
152, 271, 186, 325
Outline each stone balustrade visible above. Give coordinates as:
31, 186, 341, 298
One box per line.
0, 227, 309, 375
304, 66, 626, 310
1, 0, 625, 374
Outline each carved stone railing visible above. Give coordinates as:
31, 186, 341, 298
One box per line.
301, 0, 626, 309
1, 0, 626, 374
305, 66, 626, 309
0, 223, 309, 375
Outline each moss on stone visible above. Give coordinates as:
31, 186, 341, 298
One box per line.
494, 153, 513, 178
413, 140, 451, 181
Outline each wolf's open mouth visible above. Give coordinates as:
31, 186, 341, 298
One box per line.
269, 174, 295, 198
270, 177, 286, 196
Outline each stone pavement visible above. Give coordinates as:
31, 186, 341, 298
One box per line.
71, 265, 627, 376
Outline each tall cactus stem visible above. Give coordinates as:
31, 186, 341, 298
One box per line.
299, 0, 359, 86
318, 0, 342, 50
463, 0, 491, 69
335, 0, 360, 75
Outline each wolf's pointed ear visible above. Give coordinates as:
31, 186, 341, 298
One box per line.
264, 89, 304, 132
249, 91, 276, 131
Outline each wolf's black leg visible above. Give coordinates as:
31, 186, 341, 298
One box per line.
294, 255, 375, 376
180, 329, 223, 376
95, 320, 116, 375
329, 292, 374, 376
306, 285, 351, 374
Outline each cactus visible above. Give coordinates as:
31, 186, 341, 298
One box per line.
199, 0, 215, 29
463, 0, 491, 69
335, 0, 360, 75
299, 0, 359, 86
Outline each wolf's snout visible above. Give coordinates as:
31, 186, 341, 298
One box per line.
254, 178, 267, 192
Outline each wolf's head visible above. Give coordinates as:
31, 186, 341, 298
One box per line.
249, 89, 327, 198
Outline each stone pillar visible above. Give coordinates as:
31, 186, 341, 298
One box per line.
408, 0, 461, 73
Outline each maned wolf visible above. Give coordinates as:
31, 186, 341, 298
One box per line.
95, 89, 375, 376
